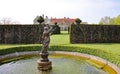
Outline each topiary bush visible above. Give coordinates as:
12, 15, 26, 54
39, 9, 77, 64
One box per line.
52, 22, 61, 34
37, 16, 44, 24
75, 18, 82, 24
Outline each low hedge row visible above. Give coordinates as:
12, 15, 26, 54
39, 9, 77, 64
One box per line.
0, 45, 120, 68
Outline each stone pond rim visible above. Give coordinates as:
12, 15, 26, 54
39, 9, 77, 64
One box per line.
0, 51, 120, 74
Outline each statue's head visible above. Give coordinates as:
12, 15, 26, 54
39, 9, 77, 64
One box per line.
44, 24, 50, 31
44, 26, 49, 31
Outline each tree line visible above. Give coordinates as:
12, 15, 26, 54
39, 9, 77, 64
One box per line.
99, 14, 120, 25
0, 17, 19, 24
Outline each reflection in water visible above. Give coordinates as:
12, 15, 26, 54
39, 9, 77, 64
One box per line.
0, 56, 107, 74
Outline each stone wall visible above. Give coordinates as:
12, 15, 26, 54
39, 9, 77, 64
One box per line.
70, 24, 120, 43
0, 24, 44, 44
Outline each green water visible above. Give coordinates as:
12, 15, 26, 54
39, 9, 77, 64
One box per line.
0, 56, 107, 74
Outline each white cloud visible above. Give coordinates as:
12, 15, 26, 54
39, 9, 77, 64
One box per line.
0, 0, 120, 24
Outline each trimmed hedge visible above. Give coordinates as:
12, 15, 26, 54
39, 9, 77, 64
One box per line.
52, 24, 61, 34
70, 24, 120, 43
0, 25, 43, 44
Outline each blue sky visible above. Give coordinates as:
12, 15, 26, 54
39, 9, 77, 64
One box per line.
0, 0, 120, 24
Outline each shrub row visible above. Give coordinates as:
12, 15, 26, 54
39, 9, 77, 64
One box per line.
0, 25, 43, 44
70, 25, 120, 43
0, 46, 119, 68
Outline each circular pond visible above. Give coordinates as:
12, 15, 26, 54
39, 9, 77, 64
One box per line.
0, 55, 107, 74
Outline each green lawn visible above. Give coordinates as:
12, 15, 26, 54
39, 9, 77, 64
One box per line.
0, 31, 120, 67
51, 31, 120, 67
51, 31, 120, 55
50, 31, 69, 45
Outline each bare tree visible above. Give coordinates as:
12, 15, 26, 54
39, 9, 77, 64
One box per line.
0, 17, 20, 25
99, 16, 111, 25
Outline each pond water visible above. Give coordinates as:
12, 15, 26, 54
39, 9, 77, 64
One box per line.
0, 55, 108, 74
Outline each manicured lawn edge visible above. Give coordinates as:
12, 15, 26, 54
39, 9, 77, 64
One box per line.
0, 45, 120, 68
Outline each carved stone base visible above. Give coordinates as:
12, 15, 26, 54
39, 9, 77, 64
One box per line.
40, 52, 49, 62
37, 60, 52, 71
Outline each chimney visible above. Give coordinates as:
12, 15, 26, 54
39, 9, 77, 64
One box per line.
42, 14, 44, 19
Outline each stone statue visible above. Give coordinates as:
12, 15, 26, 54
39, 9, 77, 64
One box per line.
41, 24, 53, 53
37, 24, 53, 71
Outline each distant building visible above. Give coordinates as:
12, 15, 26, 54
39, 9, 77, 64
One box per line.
50, 17, 76, 31
33, 16, 39, 24
33, 16, 87, 31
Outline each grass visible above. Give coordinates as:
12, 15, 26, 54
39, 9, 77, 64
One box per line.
51, 31, 120, 56
0, 31, 120, 67
50, 31, 69, 45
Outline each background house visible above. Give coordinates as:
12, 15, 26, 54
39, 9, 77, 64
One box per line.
33, 16, 87, 31
50, 17, 75, 31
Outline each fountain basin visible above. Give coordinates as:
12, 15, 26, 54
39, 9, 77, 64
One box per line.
0, 51, 120, 74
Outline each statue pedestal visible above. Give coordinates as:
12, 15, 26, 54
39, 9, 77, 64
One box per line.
37, 60, 52, 71
37, 52, 52, 71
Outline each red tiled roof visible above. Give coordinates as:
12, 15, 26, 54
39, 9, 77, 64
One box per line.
51, 18, 75, 24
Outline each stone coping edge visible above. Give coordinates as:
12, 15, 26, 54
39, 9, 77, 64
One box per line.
0, 51, 120, 74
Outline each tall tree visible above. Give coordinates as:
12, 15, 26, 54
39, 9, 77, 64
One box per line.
109, 17, 116, 25
114, 15, 120, 25
99, 16, 111, 25
99, 14, 120, 25
0, 17, 20, 24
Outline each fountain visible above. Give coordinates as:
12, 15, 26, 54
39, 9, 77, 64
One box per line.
37, 24, 53, 71
0, 51, 119, 74
0, 54, 108, 74
0, 24, 120, 74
